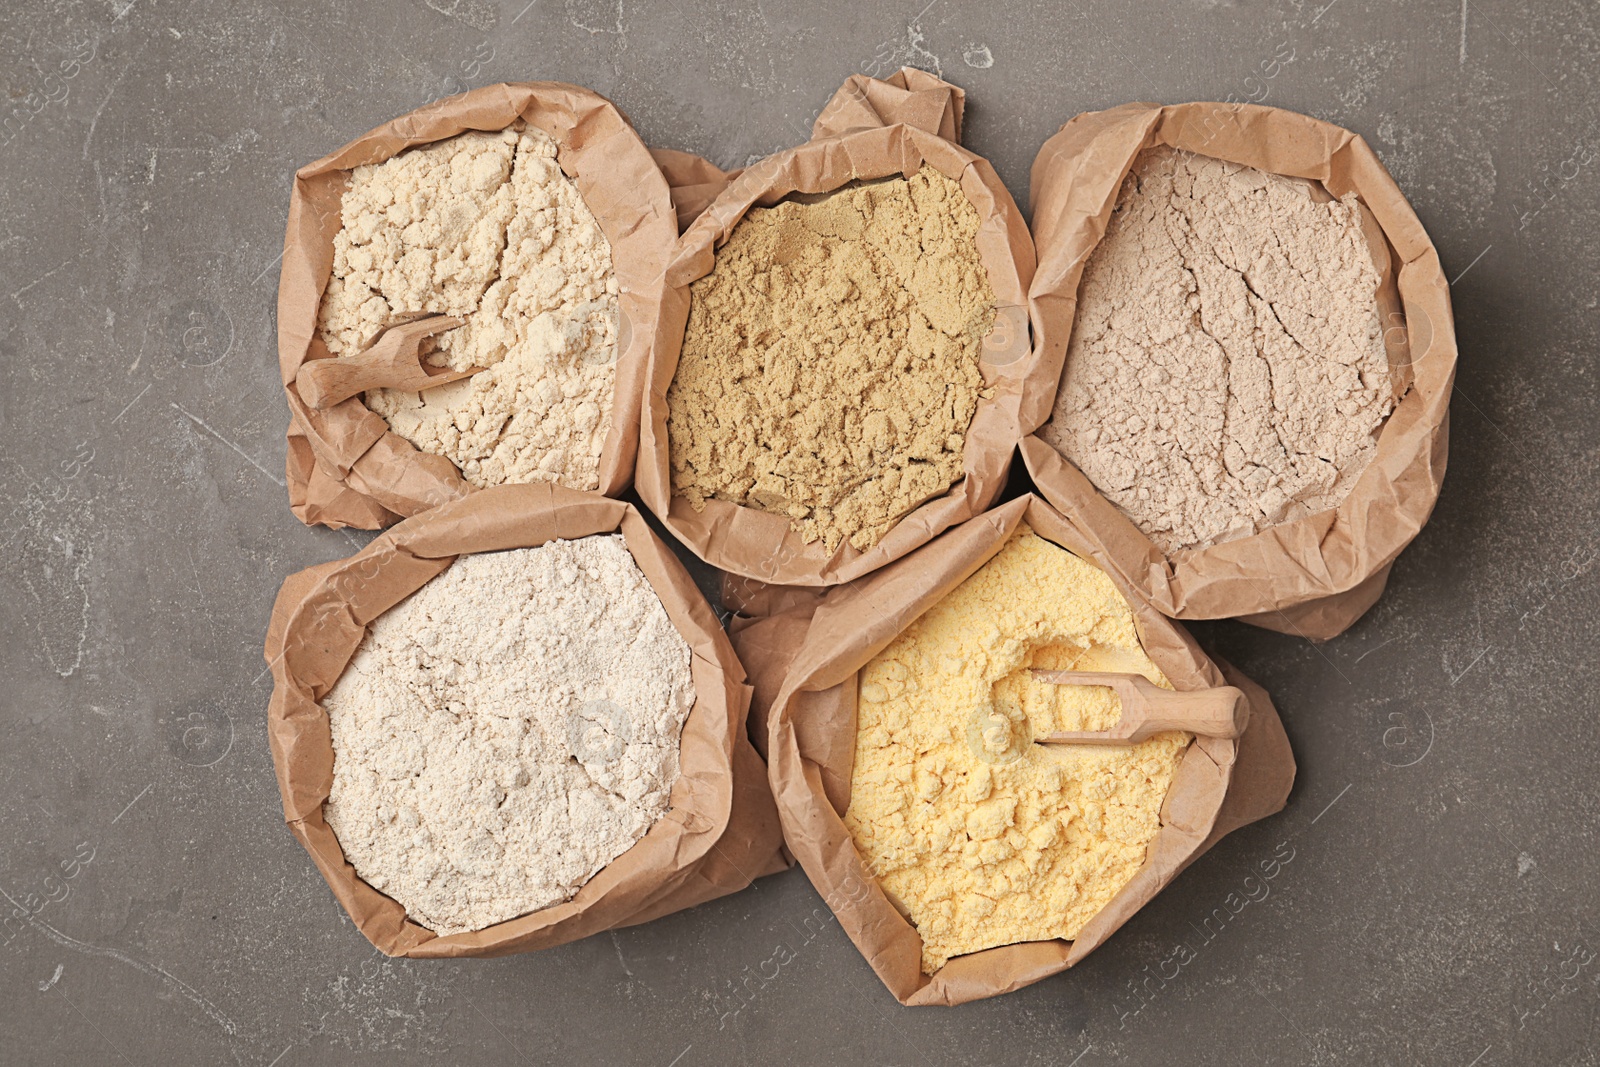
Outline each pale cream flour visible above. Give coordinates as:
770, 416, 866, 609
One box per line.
322, 536, 693, 936
1042, 146, 1394, 552
318, 127, 618, 491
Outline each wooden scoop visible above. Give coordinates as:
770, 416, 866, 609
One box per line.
1029, 670, 1248, 745
295, 315, 475, 409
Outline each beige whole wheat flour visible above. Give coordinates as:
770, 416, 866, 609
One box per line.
1041, 146, 1394, 553
667, 166, 996, 553
318, 127, 619, 491
322, 536, 693, 936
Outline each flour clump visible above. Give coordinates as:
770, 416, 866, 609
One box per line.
318, 127, 618, 491
1041, 146, 1394, 552
322, 536, 693, 936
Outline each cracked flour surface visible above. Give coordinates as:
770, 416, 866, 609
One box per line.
1042, 146, 1394, 553
318, 127, 618, 490
322, 537, 693, 936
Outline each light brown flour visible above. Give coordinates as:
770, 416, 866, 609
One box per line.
322, 537, 693, 936
667, 167, 996, 553
318, 127, 618, 491
1042, 146, 1393, 553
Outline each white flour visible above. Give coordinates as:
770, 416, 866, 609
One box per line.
318, 127, 618, 491
1043, 146, 1394, 553
322, 536, 694, 936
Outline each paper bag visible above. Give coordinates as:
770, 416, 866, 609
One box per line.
277, 83, 678, 529
751, 493, 1294, 1004
636, 70, 1047, 587
263, 482, 787, 957
1022, 102, 1455, 640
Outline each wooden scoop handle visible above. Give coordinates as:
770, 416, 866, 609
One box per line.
1031, 670, 1248, 745
296, 315, 471, 409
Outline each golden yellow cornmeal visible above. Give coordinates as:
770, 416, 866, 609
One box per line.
843, 526, 1191, 974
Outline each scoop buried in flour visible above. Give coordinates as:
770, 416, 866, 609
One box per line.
844, 525, 1193, 974
316, 125, 620, 492
1029, 670, 1248, 745
320, 535, 693, 936
295, 315, 469, 409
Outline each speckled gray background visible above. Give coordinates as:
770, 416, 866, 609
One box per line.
3, 0, 1597, 1063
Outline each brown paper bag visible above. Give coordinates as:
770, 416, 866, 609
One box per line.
1022, 102, 1456, 640
263, 482, 788, 957
636, 70, 1047, 587
749, 493, 1294, 1004
278, 83, 679, 529
650, 148, 742, 234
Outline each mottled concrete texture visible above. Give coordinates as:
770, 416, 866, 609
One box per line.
2, 0, 1597, 1063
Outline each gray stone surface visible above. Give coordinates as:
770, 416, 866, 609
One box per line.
2, 0, 1597, 1063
